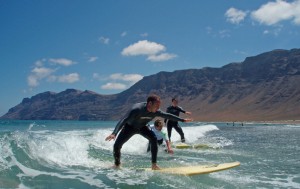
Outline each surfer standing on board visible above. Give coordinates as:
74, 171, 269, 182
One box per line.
165, 97, 192, 143
105, 94, 193, 170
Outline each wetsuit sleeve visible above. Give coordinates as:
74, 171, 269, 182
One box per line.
111, 108, 137, 135
166, 106, 171, 113
156, 110, 184, 122
177, 106, 186, 113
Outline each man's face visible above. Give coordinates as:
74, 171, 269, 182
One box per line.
148, 100, 161, 113
172, 100, 178, 106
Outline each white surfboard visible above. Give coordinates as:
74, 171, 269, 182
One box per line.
145, 161, 240, 176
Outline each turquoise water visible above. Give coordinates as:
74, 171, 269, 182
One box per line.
0, 120, 300, 188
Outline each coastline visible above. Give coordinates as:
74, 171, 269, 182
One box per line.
203, 120, 300, 126
254, 120, 300, 125
232, 120, 300, 125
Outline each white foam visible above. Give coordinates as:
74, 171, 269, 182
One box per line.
0, 134, 11, 170
27, 122, 46, 131
17, 130, 109, 168
169, 124, 219, 143
285, 124, 300, 128
8, 130, 110, 188
5, 124, 220, 171
211, 170, 300, 189
92, 128, 149, 155
11, 156, 107, 188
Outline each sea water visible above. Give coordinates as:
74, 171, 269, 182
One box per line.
0, 120, 299, 189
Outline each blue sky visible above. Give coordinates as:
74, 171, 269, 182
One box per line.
1, 0, 300, 116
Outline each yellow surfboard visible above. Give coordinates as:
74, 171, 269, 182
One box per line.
175, 143, 212, 149
175, 143, 192, 149
145, 161, 240, 176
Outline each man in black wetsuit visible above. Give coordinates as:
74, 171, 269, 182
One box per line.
165, 97, 192, 143
105, 94, 193, 170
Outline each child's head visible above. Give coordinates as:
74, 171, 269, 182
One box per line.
154, 119, 163, 131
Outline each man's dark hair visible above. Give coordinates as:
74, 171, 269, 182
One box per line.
172, 97, 178, 102
147, 94, 160, 104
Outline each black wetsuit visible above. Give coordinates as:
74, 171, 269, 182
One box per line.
112, 102, 184, 166
165, 105, 186, 142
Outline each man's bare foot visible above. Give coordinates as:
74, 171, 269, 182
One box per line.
152, 163, 161, 170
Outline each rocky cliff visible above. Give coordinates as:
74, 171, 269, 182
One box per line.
2, 48, 300, 121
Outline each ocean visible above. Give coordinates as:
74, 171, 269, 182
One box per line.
0, 120, 299, 189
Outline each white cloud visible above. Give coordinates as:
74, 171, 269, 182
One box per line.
262, 27, 282, 36
101, 82, 127, 90
35, 59, 45, 67
27, 58, 79, 88
99, 36, 110, 44
100, 73, 143, 91
109, 73, 143, 84
57, 73, 80, 83
121, 40, 166, 56
27, 67, 56, 87
251, 0, 300, 25
27, 75, 39, 87
49, 58, 76, 66
88, 56, 98, 62
225, 7, 247, 24
147, 53, 177, 62
121, 40, 177, 62
31, 67, 55, 78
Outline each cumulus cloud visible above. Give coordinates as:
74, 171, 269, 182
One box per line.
225, 7, 247, 24
225, 0, 300, 26
121, 40, 177, 62
31, 67, 55, 78
101, 82, 127, 90
27, 58, 79, 88
56, 73, 80, 83
27, 75, 39, 87
147, 53, 178, 62
109, 73, 143, 84
99, 73, 143, 90
122, 40, 166, 56
34, 59, 45, 67
251, 0, 300, 25
27, 67, 55, 87
99, 36, 110, 44
263, 27, 283, 36
49, 58, 76, 66
88, 56, 98, 62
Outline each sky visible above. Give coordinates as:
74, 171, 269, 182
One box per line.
1, 0, 300, 116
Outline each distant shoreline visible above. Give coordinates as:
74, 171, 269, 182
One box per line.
212, 120, 300, 125
254, 120, 300, 125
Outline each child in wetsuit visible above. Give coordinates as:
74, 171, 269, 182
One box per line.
147, 119, 173, 154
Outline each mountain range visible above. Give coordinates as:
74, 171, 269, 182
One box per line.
2, 48, 300, 121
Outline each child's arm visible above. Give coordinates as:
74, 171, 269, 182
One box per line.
166, 140, 174, 154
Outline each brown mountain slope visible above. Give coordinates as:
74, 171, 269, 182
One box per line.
1, 48, 300, 121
